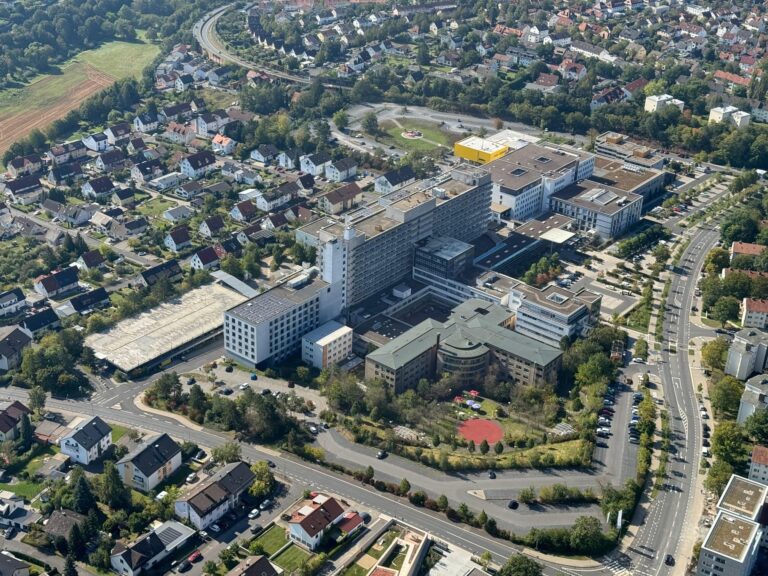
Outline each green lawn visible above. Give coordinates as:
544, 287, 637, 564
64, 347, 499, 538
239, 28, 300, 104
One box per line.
78, 34, 160, 80
110, 424, 130, 442
342, 564, 368, 576
137, 196, 178, 218
0, 481, 44, 498
379, 118, 457, 153
254, 525, 288, 555
272, 544, 310, 571
368, 529, 401, 560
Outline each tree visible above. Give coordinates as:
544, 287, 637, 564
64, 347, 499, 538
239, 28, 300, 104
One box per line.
73, 475, 93, 514
499, 555, 543, 576
28, 385, 46, 414
152, 372, 182, 403
212, 441, 242, 463
221, 255, 244, 279
745, 409, 768, 444
569, 516, 605, 555
468, 440, 476, 453
68, 524, 86, 559
63, 555, 78, 576
634, 338, 649, 361
437, 494, 449, 511
712, 296, 741, 327
494, 441, 504, 455
249, 461, 276, 499
399, 478, 411, 495
17, 413, 32, 452
711, 421, 749, 469
704, 459, 734, 495
203, 560, 218, 575
702, 338, 730, 371
518, 486, 536, 504
710, 376, 744, 419
363, 465, 374, 482
361, 111, 379, 135
100, 461, 130, 509
480, 439, 490, 455
416, 42, 430, 65
332, 110, 348, 131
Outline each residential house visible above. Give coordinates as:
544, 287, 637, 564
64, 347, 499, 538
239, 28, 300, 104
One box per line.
174, 461, 256, 529
163, 206, 194, 224
82, 132, 111, 153
159, 102, 193, 123
76, 249, 106, 271
190, 246, 220, 270
104, 122, 132, 145
591, 86, 627, 110
288, 493, 346, 551
138, 260, 183, 288
213, 237, 242, 260
95, 149, 126, 172
42, 509, 87, 542
82, 177, 118, 200
150, 172, 182, 191
162, 122, 196, 146
713, 69, 751, 92
131, 159, 164, 184
212, 134, 236, 155
113, 189, 136, 208
110, 520, 195, 576
325, 158, 357, 182
278, 149, 302, 170
0, 289, 26, 318
106, 218, 148, 241
175, 74, 194, 92
250, 144, 279, 164
207, 67, 230, 86
0, 553, 30, 576
127, 138, 147, 156
163, 226, 192, 253
558, 59, 587, 81
133, 113, 159, 133
6, 155, 43, 179
262, 213, 288, 230
59, 203, 99, 227
47, 163, 83, 187
33, 267, 79, 298
3, 176, 43, 205
230, 200, 258, 222
59, 416, 112, 465
56, 287, 110, 317
0, 401, 31, 441
195, 111, 230, 136
225, 556, 280, 576
300, 152, 332, 176
20, 307, 60, 336
176, 181, 204, 199
180, 151, 217, 179
374, 165, 415, 194
90, 211, 119, 234
255, 184, 294, 212
46, 141, 87, 166
317, 182, 362, 214
0, 490, 41, 533
199, 215, 225, 238
0, 327, 31, 371
296, 173, 315, 194
116, 433, 182, 492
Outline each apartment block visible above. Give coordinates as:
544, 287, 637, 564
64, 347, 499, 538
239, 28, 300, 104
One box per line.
301, 321, 353, 369
749, 445, 768, 486
725, 328, 768, 381
709, 106, 751, 128
594, 132, 666, 170
737, 374, 768, 424
644, 94, 684, 113
741, 298, 768, 329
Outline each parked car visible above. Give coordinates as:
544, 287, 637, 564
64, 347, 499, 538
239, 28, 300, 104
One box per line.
508, 500, 519, 510
188, 550, 202, 563
248, 508, 261, 519
239, 383, 250, 391
186, 473, 198, 483
261, 388, 271, 395
250, 373, 258, 380
250, 524, 262, 535
209, 524, 221, 533
259, 499, 273, 511
360, 512, 371, 523
665, 555, 675, 566
176, 560, 191, 573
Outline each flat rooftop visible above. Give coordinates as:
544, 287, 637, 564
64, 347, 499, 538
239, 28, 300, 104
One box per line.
595, 132, 662, 166
717, 475, 767, 521
86, 284, 247, 372
703, 511, 759, 562
485, 143, 581, 193
227, 272, 328, 325
457, 135, 509, 154
552, 181, 642, 215
415, 236, 474, 260
475, 231, 538, 269
515, 212, 575, 240
590, 156, 664, 191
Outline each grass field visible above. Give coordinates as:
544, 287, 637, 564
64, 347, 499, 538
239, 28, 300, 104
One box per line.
379, 118, 458, 153
0, 35, 159, 156
137, 196, 178, 218
254, 525, 288, 555
0, 481, 43, 498
272, 544, 311, 571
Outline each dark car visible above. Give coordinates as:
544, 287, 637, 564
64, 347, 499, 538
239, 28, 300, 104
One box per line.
225, 365, 233, 372
250, 524, 263, 535
266, 459, 276, 468
261, 388, 272, 395
665, 555, 675, 566
376, 450, 388, 459
177, 560, 192, 573
488, 470, 496, 479
360, 512, 371, 523
218, 387, 233, 395
508, 500, 519, 510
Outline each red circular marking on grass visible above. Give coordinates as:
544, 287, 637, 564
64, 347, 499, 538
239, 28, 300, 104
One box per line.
457, 419, 504, 444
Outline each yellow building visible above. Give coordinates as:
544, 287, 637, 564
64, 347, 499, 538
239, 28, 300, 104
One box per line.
454, 136, 509, 163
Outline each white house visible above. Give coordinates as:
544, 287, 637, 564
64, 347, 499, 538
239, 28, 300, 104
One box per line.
180, 151, 217, 179
324, 158, 357, 182
212, 134, 236, 155
164, 227, 191, 253
374, 165, 415, 194
82, 132, 111, 152
82, 176, 118, 200
250, 144, 279, 164
278, 149, 302, 170
199, 215, 225, 238
110, 520, 195, 576
190, 246, 220, 270
116, 433, 181, 493
59, 416, 112, 465
255, 184, 294, 212
0, 400, 31, 441
133, 113, 159, 133
104, 122, 131, 145
0, 288, 27, 319
163, 206, 193, 223
230, 200, 257, 222
174, 462, 255, 529
300, 152, 332, 176
288, 493, 346, 550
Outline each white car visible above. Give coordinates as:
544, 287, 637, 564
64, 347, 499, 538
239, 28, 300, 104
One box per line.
209, 524, 221, 533
248, 508, 261, 519
239, 383, 250, 390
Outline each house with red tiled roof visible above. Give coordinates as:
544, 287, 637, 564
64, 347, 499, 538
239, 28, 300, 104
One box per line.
730, 242, 766, 261
287, 493, 346, 550
713, 70, 751, 91
749, 445, 768, 486
741, 298, 768, 329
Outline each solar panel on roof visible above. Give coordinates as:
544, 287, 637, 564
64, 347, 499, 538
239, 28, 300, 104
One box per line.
157, 526, 181, 547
